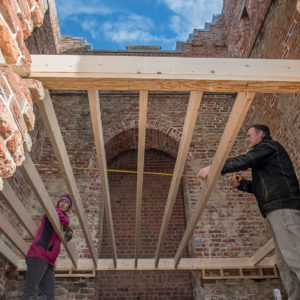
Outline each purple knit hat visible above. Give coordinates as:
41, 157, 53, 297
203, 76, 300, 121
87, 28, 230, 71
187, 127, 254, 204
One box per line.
59, 193, 72, 208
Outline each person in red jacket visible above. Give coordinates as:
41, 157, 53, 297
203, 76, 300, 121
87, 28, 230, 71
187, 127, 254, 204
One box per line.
21, 194, 73, 300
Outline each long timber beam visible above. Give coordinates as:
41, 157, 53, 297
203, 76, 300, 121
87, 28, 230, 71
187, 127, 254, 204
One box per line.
88, 90, 117, 267
20, 154, 78, 267
35, 90, 98, 267
16, 257, 277, 279
30, 55, 300, 93
1, 181, 38, 238
174, 92, 255, 266
135, 90, 148, 266
155, 91, 202, 266
0, 212, 29, 255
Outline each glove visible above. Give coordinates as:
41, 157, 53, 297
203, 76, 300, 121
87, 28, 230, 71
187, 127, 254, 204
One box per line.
63, 226, 73, 241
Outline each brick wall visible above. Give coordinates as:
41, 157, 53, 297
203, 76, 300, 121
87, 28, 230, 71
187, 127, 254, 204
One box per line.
0, 0, 47, 191
0, 0, 47, 296
97, 149, 193, 298
0, 0, 46, 74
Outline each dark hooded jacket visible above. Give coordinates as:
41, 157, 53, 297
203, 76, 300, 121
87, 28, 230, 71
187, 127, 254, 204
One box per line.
221, 135, 300, 217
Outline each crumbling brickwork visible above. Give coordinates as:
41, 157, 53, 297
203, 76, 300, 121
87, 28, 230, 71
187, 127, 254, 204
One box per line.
0, 0, 46, 192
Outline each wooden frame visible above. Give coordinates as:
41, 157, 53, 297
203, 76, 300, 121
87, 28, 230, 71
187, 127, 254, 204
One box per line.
20, 154, 78, 267
155, 91, 202, 266
30, 55, 300, 93
1, 181, 38, 238
35, 90, 98, 267
88, 90, 117, 266
135, 90, 148, 266
2, 55, 295, 277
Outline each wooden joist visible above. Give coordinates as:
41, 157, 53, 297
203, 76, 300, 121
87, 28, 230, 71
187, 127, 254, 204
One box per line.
20, 154, 78, 267
135, 90, 148, 266
35, 90, 98, 267
30, 55, 300, 93
0, 212, 29, 255
88, 90, 117, 267
174, 92, 255, 266
155, 91, 202, 266
248, 238, 275, 266
1, 181, 38, 238
0, 239, 21, 268
16, 257, 277, 279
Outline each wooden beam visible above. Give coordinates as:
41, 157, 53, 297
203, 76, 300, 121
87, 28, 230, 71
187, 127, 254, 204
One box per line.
0, 239, 21, 268
1, 181, 38, 238
20, 154, 78, 267
30, 55, 300, 93
174, 92, 256, 267
0, 212, 30, 255
248, 238, 275, 266
17, 257, 276, 272
135, 90, 148, 266
155, 91, 202, 266
35, 90, 98, 267
88, 90, 117, 266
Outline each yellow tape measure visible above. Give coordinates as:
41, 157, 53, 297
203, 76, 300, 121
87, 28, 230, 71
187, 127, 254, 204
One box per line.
232, 173, 242, 182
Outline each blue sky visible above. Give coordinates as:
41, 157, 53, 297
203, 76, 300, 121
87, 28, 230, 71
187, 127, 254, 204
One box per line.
55, 0, 223, 51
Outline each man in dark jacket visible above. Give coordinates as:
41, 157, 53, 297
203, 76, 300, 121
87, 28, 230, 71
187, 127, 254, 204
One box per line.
197, 124, 300, 300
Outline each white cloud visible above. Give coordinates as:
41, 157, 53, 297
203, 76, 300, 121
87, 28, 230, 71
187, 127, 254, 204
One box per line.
81, 20, 99, 40
55, 0, 223, 50
160, 0, 223, 41
101, 14, 174, 45
55, 0, 113, 20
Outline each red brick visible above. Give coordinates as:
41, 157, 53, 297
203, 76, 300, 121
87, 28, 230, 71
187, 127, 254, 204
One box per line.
0, 135, 16, 177
6, 129, 24, 166
0, 69, 12, 100
9, 98, 27, 138
0, 17, 21, 65
0, 0, 19, 34
16, 0, 34, 38
23, 105, 35, 131
0, 98, 18, 139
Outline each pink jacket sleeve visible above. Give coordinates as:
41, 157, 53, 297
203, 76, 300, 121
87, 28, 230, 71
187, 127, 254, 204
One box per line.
55, 206, 69, 227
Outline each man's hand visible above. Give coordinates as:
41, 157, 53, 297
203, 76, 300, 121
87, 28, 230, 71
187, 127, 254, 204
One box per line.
228, 177, 240, 188
197, 166, 210, 179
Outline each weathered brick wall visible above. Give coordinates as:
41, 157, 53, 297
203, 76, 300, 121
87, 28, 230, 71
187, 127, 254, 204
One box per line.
0, 0, 47, 296
0, 0, 46, 74
25, 0, 62, 54
0, 0, 47, 191
245, 0, 300, 177
0, 65, 35, 188
97, 149, 193, 298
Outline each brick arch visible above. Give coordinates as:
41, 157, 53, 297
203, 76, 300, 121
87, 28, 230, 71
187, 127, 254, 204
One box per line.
105, 120, 182, 162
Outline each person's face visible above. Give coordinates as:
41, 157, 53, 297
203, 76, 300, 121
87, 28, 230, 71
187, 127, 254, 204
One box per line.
246, 127, 264, 148
58, 199, 70, 212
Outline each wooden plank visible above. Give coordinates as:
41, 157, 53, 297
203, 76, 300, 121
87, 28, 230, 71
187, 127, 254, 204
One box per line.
17, 257, 276, 272
135, 90, 148, 266
1, 181, 38, 237
0, 212, 30, 255
35, 90, 98, 267
174, 92, 256, 267
0, 239, 21, 268
20, 153, 78, 267
88, 90, 117, 267
155, 91, 202, 266
248, 238, 274, 266
30, 55, 300, 93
